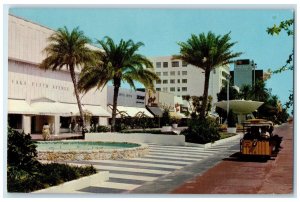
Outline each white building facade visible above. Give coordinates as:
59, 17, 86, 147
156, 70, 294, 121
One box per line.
107, 87, 153, 118
7, 15, 110, 135
149, 56, 230, 110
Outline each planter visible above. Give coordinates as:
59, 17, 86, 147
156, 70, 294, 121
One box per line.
161, 126, 172, 132
227, 127, 237, 133
172, 124, 178, 128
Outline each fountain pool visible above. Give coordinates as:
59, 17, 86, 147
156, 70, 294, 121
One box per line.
36, 141, 149, 161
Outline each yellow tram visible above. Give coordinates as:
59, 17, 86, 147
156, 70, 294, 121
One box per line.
240, 119, 276, 157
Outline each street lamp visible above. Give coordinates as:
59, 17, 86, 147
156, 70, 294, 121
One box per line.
226, 74, 231, 122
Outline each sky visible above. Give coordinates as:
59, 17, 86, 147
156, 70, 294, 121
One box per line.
8, 6, 294, 108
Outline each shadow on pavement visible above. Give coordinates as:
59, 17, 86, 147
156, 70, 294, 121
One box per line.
222, 151, 279, 163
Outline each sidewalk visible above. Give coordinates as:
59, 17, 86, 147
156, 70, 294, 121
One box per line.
171, 123, 294, 194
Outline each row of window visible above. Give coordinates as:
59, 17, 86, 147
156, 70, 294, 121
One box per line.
156, 61, 188, 68
119, 93, 133, 98
156, 71, 188, 76
156, 78, 188, 84
156, 87, 188, 92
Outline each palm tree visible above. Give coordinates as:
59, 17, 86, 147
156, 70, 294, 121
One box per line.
239, 84, 253, 100
39, 26, 95, 137
77, 36, 160, 132
173, 32, 242, 119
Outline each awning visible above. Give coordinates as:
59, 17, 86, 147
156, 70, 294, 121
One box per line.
83, 105, 111, 117
30, 102, 73, 116
116, 106, 153, 118
147, 106, 163, 117
8, 99, 37, 115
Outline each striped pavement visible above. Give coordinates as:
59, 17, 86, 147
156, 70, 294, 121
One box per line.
64, 139, 240, 194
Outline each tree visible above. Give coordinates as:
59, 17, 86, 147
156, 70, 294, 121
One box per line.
39, 26, 95, 137
217, 84, 239, 101
77, 36, 160, 132
174, 32, 242, 119
267, 19, 294, 114
238, 84, 253, 100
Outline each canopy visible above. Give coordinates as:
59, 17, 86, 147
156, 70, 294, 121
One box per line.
83, 105, 111, 117
8, 99, 37, 115
115, 106, 153, 118
30, 102, 73, 116
147, 106, 163, 117
215, 100, 264, 114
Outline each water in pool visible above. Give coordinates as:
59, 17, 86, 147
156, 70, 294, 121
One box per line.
36, 141, 140, 151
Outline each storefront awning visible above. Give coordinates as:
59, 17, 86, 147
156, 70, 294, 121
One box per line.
8, 99, 37, 115
116, 106, 153, 118
83, 105, 111, 117
146, 106, 163, 117
30, 102, 73, 116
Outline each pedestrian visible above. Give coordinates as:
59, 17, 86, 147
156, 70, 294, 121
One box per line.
42, 122, 50, 140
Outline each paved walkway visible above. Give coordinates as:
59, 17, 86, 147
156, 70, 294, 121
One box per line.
171, 123, 294, 194
58, 139, 241, 194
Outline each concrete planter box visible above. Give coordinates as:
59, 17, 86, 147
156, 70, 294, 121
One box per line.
32, 171, 109, 194
161, 126, 172, 132
227, 127, 237, 133
185, 133, 243, 149
86, 132, 186, 146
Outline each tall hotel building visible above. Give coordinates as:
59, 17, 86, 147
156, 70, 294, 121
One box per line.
230, 59, 263, 89
7, 15, 111, 135
148, 56, 230, 108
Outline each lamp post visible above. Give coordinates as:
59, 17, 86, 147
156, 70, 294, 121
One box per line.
226, 74, 231, 121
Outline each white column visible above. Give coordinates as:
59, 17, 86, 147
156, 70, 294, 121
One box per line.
54, 115, 60, 135
22, 115, 31, 134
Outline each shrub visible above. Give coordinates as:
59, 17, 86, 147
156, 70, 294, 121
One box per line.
181, 116, 220, 144
7, 127, 97, 192
7, 127, 39, 171
161, 109, 171, 126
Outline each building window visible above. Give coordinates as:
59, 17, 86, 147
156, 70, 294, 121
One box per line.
182, 87, 187, 92
177, 87, 180, 92
163, 80, 168, 84
156, 80, 161, 84
172, 61, 179, 67
163, 72, 168, 76
177, 79, 180, 83
156, 88, 161, 91
170, 79, 175, 84
163, 87, 168, 92
178, 71, 180, 75
163, 62, 168, 68
170, 87, 175, 92
182, 79, 187, 83
182, 61, 188, 67
182, 71, 188, 75
170, 71, 175, 76
156, 62, 161, 68
156, 72, 161, 76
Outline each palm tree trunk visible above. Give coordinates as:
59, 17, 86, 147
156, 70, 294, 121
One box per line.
69, 65, 86, 138
199, 70, 211, 119
111, 79, 121, 132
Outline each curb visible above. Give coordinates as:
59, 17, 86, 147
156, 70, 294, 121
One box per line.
185, 133, 243, 149
32, 171, 109, 194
